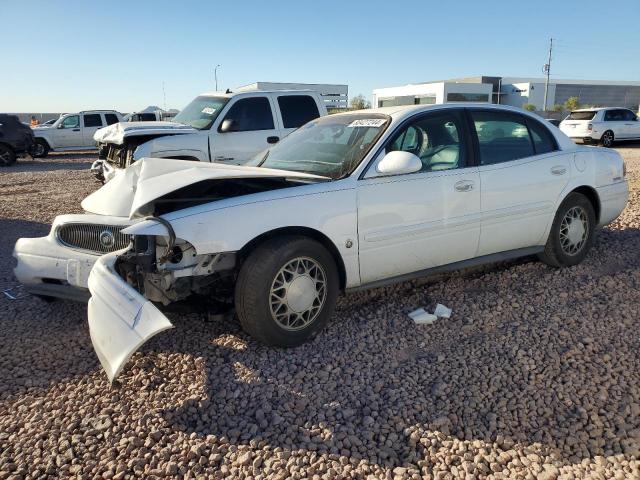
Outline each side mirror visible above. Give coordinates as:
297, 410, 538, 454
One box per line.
219, 118, 237, 133
57, 123, 65, 129
376, 150, 422, 176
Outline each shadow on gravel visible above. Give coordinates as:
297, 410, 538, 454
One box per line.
150, 227, 640, 471
5, 152, 96, 173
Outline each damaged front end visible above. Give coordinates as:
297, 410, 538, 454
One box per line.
88, 224, 237, 382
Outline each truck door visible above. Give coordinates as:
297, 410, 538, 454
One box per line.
82, 113, 104, 147
210, 96, 278, 165
55, 115, 82, 147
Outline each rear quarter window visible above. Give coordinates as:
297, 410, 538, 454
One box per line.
104, 114, 119, 125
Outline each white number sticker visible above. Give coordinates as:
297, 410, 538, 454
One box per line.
347, 119, 386, 128
201, 107, 217, 115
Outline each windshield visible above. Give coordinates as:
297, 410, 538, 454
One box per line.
260, 113, 390, 178
568, 111, 596, 121
173, 95, 229, 130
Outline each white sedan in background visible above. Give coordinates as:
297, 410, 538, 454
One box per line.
16, 104, 629, 381
560, 107, 640, 147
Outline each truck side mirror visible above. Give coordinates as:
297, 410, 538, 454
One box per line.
219, 119, 237, 133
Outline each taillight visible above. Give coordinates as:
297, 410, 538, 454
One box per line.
587, 123, 593, 131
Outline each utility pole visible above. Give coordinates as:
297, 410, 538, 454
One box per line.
214, 64, 221, 91
162, 81, 167, 111
543, 38, 553, 112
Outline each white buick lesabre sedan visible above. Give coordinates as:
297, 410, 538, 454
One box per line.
56, 104, 632, 380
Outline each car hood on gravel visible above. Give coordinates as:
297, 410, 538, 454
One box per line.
81, 157, 329, 218
93, 121, 198, 145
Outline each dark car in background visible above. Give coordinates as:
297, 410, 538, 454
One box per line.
0, 114, 35, 166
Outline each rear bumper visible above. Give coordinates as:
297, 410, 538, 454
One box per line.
88, 253, 173, 382
596, 180, 629, 226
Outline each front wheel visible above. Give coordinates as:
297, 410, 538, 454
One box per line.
0, 144, 16, 166
235, 236, 339, 347
31, 139, 49, 158
600, 130, 614, 148
539, 192, 596, 267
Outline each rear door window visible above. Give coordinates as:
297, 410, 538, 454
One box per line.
104, 113, 119, 125
527, 119, 558, 155
83, 114, 103, 128
568, 111, 596, 121
222, 97, 274, 132
604, 110, 625, 121
277, 95, 320, 128
470, 110, 534, 165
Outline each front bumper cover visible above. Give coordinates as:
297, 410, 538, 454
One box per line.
87, 252, 174, 381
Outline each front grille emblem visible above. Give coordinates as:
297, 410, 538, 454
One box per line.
99, 229, 115, 249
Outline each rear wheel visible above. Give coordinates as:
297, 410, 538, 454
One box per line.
539, 192, 596, 267
235, 236, 339, 347
0, 144, 16, 166
32, 139, 49, 157
600, 130, 614, 148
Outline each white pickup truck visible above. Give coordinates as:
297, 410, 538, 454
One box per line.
93, 90, 327, 181
32, 110, 123, 157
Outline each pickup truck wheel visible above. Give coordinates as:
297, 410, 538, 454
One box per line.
32, 139, 49, 158
600, 130, 614, 148
0, 144, 16, 166
235, 236, 339, 347
539, 192, 596, 268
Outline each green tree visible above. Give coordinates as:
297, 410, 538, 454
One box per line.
564, 96, 580, 111
350, 94, 371, 110
522, 103, 536, 112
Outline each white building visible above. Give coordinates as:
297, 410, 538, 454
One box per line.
373, 76, 640, 111
373, 81, 493, 108
236, 82, 349, 109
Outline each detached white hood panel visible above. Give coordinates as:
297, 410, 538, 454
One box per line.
81, 158, 327, 218
93, 121, 197, 145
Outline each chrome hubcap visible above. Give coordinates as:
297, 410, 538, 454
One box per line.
560, 206, 588, 255
33, 144, 44, 156
0, 150, 11, 163
270, 257, 326, 331
603, 133, 613, 146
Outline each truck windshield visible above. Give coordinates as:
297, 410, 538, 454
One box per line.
173, 96, 229, 130
260, 113, 390, 179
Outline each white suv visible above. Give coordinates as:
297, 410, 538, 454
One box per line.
560, 107, 640, 147
32, 110, 123, 157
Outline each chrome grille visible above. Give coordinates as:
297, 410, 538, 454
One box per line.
56, 223, 131, 254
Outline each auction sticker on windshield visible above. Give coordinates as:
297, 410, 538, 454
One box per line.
201, 107, 217, 115
347, 119, 387, 128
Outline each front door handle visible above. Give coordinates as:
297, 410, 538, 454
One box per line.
267, 136, 280, 144
72, 128, 80, 132
454, 180, 474, 192
551, 166, 567, 175
214, 156, 234, 162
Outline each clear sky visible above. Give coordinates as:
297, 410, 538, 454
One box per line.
1, 0, 639, 113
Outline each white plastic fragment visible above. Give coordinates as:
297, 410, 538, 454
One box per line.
433, 303, 452, 319
409, 308, 437, 325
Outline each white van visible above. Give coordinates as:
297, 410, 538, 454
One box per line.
93, 90, 327, 181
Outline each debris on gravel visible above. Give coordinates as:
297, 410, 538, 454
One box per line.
1, 149, 639, 478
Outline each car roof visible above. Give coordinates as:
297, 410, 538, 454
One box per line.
333, 103, 549, 122
199, 89, 318, 98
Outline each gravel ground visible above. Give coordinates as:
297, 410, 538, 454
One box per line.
1, 148, 639, 479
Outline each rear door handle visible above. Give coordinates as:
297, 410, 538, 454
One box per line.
267, 136, 280, 144
551, 166, 567, 175
454, 180, 474, 192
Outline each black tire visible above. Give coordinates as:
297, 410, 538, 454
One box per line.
32, 139, 50, 158
539, 192, 596, 268
34, 294, 57, 303
0, 144, 16, 166
235, 235, 340, 347
600, 130, 614, 148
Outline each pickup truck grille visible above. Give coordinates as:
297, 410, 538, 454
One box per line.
56, 223, 131, 254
